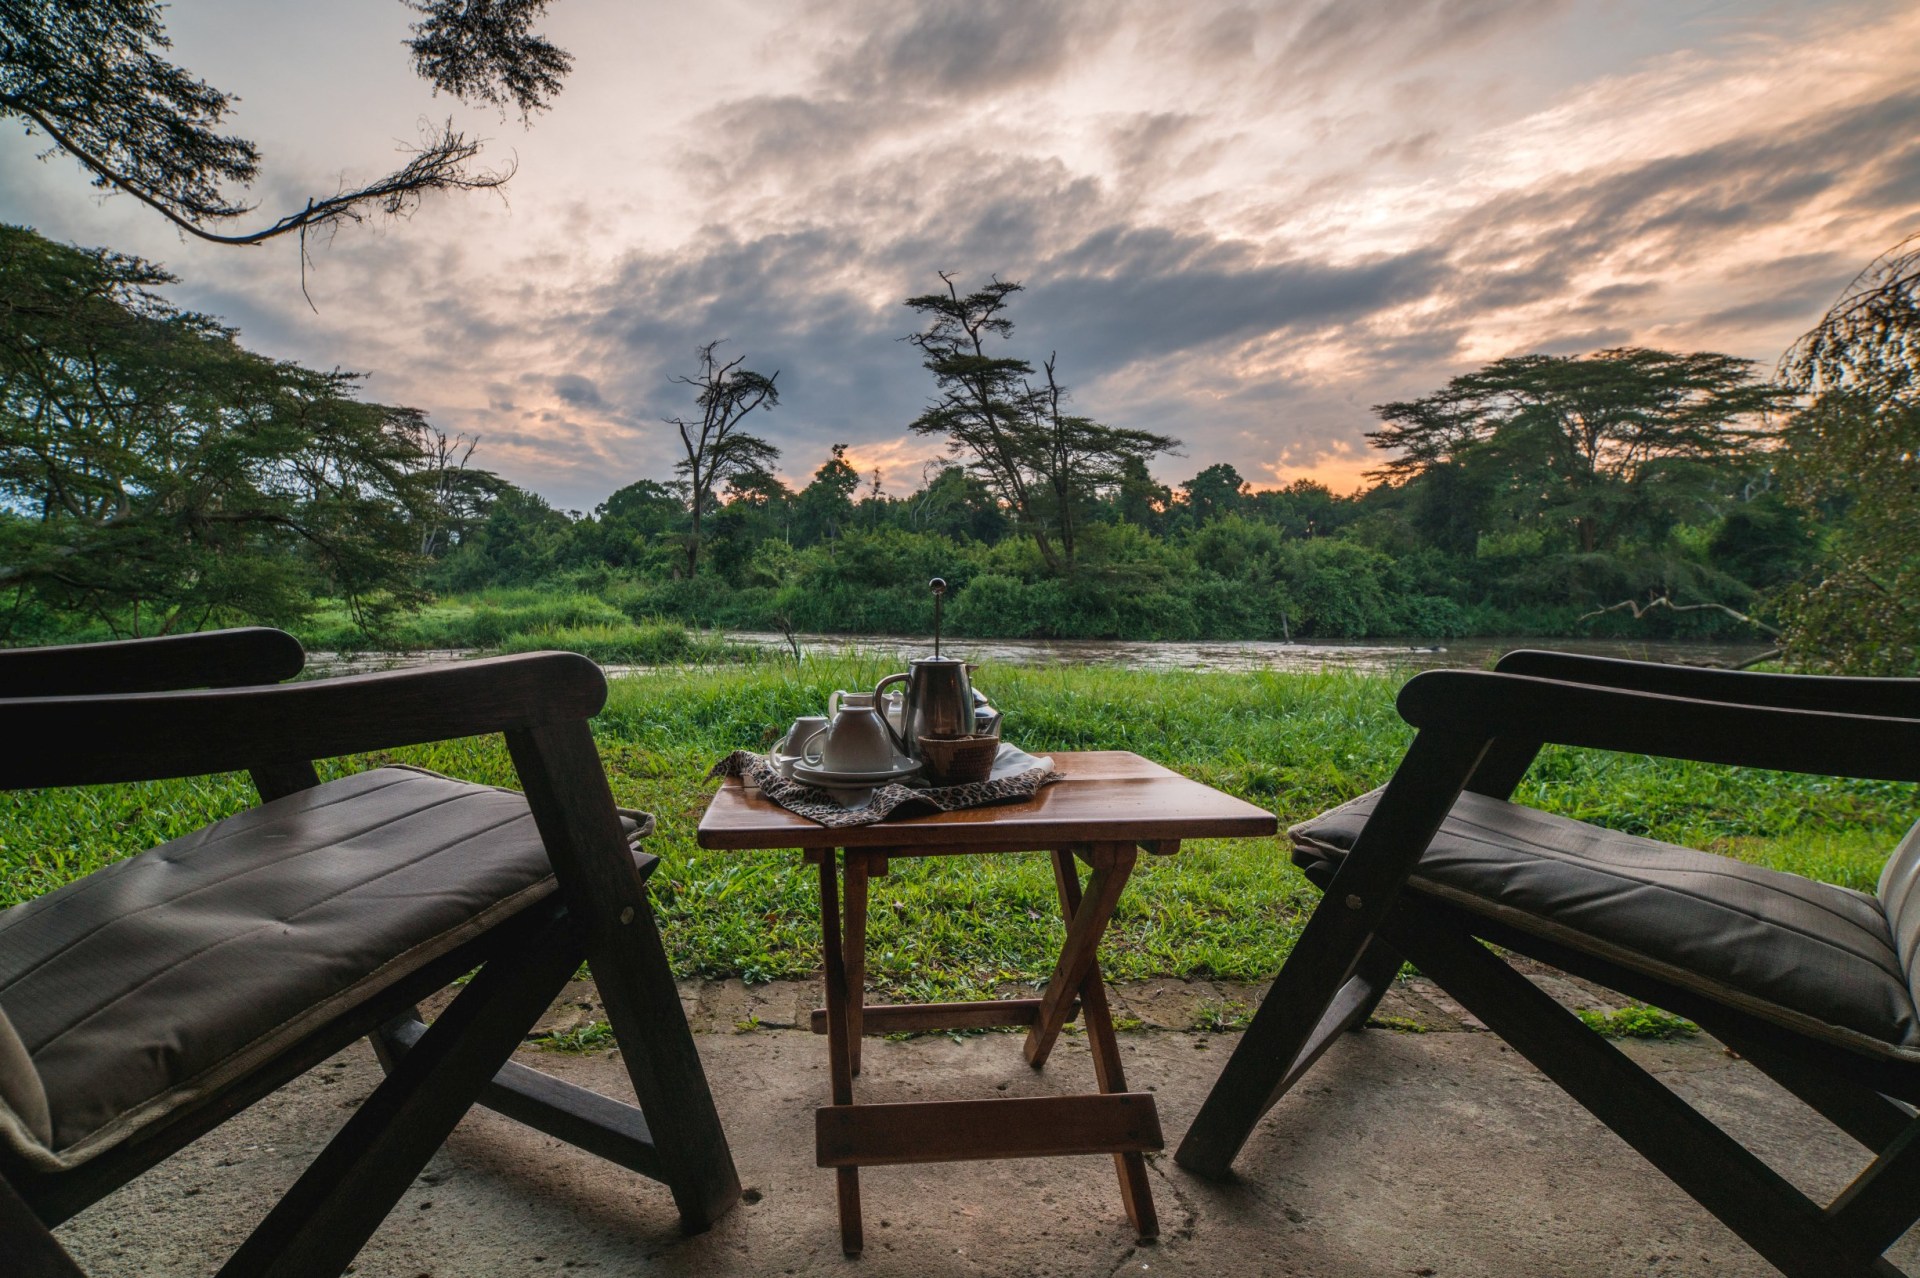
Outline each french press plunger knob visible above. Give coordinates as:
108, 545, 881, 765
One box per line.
930, 577, 947, 657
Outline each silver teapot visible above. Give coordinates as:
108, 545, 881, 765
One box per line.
869, 577, 995, 761
875, 655, 974, 754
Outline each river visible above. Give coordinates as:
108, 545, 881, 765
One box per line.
717, 632, 1775, 675
309, 633, 1772, 679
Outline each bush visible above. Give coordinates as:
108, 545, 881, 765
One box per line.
492, 620, 752, 665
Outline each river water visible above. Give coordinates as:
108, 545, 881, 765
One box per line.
717, 632, 1774, 675
307, 633, 1771, 679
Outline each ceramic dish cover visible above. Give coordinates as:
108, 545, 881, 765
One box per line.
790, 756, 922, 788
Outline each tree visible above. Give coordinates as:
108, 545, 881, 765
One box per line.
1179, 463, 1249, 525
569, 477, 680, 569
904, 274, 1047, 554
908, 463, 1009, 541
1369, 348, 1785, 556
1111, 456, 1169, 532
903, 272, 1176, 570
433, 480, 573, 588
1028, 352, 1178, 560
1, 1, 571, 251
1774, 236, 1920, 673
664, 340, 780, 577
410, 426, 489, 556
0, 225, 438, 635
1250, 478, 1349, 541
794, 444, 860, 545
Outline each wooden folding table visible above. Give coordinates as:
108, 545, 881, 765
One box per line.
697, 750, 1277, 1254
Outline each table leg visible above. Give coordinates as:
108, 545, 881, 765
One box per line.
844, 852, 871, 1078
1050, 847, 1158, 1239
817, 852, 863, 1255
1025, 846, 1135, 1070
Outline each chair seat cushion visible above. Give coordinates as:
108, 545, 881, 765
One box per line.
0, 767, 637, 1171
1291, 788, 1918, 1054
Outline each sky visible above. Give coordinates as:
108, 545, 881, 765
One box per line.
5, 0, 1919, 512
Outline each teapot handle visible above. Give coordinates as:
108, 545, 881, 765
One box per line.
873, 672, 910, 754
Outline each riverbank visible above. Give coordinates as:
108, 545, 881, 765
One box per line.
273, 587, 1776, 667
2, 661, 1899, 991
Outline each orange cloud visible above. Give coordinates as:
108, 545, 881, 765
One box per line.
788, 436, 950, 493
1253, 439, 1376, 496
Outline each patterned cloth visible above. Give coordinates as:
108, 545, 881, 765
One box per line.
709, 749, 1064, 829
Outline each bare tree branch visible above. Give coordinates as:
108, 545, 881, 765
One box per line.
1578, 593, 1780, 637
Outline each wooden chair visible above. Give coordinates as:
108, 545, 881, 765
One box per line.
0, 629, 739, 1278
1177, 650, 1920, 1278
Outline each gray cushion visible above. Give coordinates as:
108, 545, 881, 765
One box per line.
0, 767, 609, 1172
0, 1005, 50, 1151
1874, 821, 1920, 1014
1291, 788, 1919, 1054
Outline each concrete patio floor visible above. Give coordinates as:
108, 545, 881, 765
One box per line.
56, 973, 1920, 1278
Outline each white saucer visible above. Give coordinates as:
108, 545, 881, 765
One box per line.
790, 757, 922, 788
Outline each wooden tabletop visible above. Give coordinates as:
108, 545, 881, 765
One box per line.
696, 750, 1278, 852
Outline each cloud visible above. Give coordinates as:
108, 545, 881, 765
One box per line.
11, 0, 1917, 512
549, 373, 606, 409
1279, 0, 1571, 81
824, 0, 1107, 101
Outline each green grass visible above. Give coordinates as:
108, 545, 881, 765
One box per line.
1575, 1005, 1701, 1040
2, 660, 1912, 1001
292, 592, 760, 664
533, 1021, 618, 1053
491, 621, 749, 665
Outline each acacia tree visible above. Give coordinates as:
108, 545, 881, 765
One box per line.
1368, 348, 1785, 556
0, 0, 570, 251
904, 272, 1176, 571
665, 341, 780, 577
0, 225, 438, 636
1030, 353, 1179, 560
1773, 236, 1920, 674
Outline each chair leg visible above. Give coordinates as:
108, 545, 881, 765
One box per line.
215, 904, 585, 1278
1177, 727, 1489, 1179
507, 721, 742, 1232
1387, 903, 1905, 1278
1828, 1117, 1920, 1263
1175, 934, 1399, 1178
1344, 935, 1404, 1029
0, 1175, 85, 1278
1711, 1024, 1917, 1154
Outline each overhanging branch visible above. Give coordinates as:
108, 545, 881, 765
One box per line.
5, 98, 510, 248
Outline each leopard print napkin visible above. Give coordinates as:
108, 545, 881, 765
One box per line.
708, 748, 1063, 828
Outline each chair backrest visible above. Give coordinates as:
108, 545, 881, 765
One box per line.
1877, 820, 1920, 1011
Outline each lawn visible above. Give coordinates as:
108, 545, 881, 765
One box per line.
1, 658, 1910, 1000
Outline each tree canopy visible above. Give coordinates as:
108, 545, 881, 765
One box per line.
0, 0, 572, 249
1368, 347, 1785, 557
1773, 236, 1920, 674
0, 224, 437, 635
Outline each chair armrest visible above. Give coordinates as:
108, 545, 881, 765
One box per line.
0, 628, 306, 697
1400, 669, 1920, 784
1493, 649, 1920, 719
0, 652, 608, 789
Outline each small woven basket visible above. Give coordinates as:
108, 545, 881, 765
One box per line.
917, 733, 1000, 786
